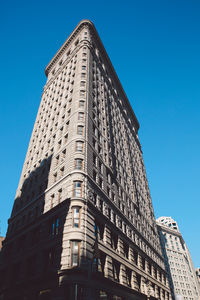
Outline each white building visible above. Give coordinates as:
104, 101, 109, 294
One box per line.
157, 217, 200, 300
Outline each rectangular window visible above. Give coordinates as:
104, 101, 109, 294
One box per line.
78, 112, 84, 121
99, 161, 103, 173
93, 170, 97, 181
64, 134, 68, 143
76, 141, 84, 152
53, 173, 57, 183
80, 90, 85, 96
94, 220, 104, 240
79, 100, 85, 108
75, 159, 83, 170
71, 241, 80, 267
111, 232, 118, 250
93, 153, 97, 165
77, 126, 84, 135
73, 181, 82, 197
125, 268, 132, 287
112, 259, 120, 282
72, 207, 81, 228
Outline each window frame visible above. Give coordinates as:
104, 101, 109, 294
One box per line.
79, 100, 85, 108
77, 125, 84, 135
71, 240, 80, 267
74, 158, 83, 170
76, 141, 84, 152
73, 181, 82, 197
78, 112, 84, 121
72, 206, 81, 228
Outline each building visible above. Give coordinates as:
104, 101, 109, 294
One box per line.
157, 217, 200, 300
195, 268, 200, 285
0, 237, 4, 251
0, 20, 171, 300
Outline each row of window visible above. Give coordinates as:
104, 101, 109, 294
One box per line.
91, 77, 158, 250
26, 47, 86, 172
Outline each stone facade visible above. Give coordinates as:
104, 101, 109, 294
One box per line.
157, 217, 200, 300
196, 269, 200, 286
0, 20, 171, 300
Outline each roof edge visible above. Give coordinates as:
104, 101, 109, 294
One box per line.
45, 19, 94, 76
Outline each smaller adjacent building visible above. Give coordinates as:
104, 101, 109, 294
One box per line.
157, 217, 200, 300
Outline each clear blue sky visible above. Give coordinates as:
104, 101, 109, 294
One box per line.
1, 0, 200, 267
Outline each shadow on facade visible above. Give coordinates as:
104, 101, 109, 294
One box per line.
0, 155, 70, 300
160, 235, 175, 300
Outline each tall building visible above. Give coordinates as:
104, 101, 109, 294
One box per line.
0, 20, 171, 300
157, 217, 200, 300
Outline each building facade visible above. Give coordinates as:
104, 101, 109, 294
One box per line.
157, 217, 200, 300
0, 20, 171, 300
195, 268, 200, 286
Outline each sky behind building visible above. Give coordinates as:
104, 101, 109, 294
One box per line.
1, 0, 200, 267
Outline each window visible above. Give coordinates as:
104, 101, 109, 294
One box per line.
80, 90, 85, 96
123, 241, 129, 259
78, 112, 84, 121
79, 100, 85, 108
99, 161, 103, 173
71, 241, 80, 267
72, 207, 81, 228
93, 170, 97, 181
64, 133, 68, 143
74, 39, 79, 46
112, 259, 120, 282
53, 173, 57, 183
77, 126, 84, 135
93, 153, 97, 165
49, 217, 60, 235
76, 141, 84, 152
94, 220, 104, 240
99, 177, 103, 189
111, 232, 118, 250
125, 268, 132, 287
73, 181, 82, 197
75, 159, 83, 170
50, 194, 55, 209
